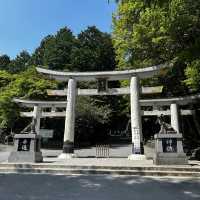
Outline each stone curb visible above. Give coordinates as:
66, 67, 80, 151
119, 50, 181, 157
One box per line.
0, 164, 200, 177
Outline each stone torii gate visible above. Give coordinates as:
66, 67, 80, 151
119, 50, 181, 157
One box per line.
140, 94, 200, 133
14, 93, 200, 137
15, 94, 200, 135
34, 64, 171, 160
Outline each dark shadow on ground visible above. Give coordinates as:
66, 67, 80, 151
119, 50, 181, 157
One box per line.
0, 174, 199, 200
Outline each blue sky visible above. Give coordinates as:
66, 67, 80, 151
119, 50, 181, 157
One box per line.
0, 0, 116, 58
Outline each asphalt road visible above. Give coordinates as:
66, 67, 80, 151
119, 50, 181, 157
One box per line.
0, 174, 199, 200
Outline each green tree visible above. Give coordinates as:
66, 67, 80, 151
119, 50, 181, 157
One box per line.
8, 50, 31, 73
75, 96, 112, 144
0, 71, 13, 88
185, 60, 200, 91
31, 35, 55, 66
31, 27, 76, 70
71, 26, 116, 71
113, 0, 200, 94
0, 54, 10, 70
0, 67, 57, 129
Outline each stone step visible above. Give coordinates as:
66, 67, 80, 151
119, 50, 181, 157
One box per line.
0, 167, 199, 177
0, 164, 200, 177
0, 163, 200, 172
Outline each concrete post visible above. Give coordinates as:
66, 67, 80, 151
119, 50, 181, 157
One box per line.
33, 106, 41, 135
59, 78, 77, 159
170, 103, 180, 133
128, 76, 145, 160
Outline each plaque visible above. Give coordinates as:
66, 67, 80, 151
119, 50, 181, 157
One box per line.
18, 138, 31, 151
162, 138, 177, 153
97, 79, 107, 92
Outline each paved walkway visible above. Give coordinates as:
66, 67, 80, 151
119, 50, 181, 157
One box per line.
0, 143, 153, 162
0, 144, 200, 168
0, 174, 199, 200
1, 144, 200, 200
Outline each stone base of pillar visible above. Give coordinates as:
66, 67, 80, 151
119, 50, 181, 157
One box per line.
132, 143, 144, 154
63, 141, 74, 154
58, 153, 77, 159
128, 154, 146, 160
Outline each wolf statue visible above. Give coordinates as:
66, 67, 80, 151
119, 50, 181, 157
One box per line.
156, 114, 177, 134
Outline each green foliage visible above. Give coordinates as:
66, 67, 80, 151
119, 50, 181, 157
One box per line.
75, 96, 113, 144
0, 51, 32, 74
0, 71, 13, 88
0, 55, 10, 70
31, 27, 76, 70
185, 60, 200, 91
0, 26, 122, 142
76, 97, 111, 124
31, 26, 116, 72
8, 50, 31, 73
113, 0, 200, 93
0, 67, 57, 129
71, 26, 116, 71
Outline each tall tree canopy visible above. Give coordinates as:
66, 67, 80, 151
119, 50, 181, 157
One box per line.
0, 55, 10, 71
113, 0, 200, 93
0, 26, 119, 143
71, 26, 116, 71
31, 27, 76, 70
8, 50, 31, 73
0, 68, 57, 129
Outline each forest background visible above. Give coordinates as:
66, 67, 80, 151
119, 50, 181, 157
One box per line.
0, 0, 200, 148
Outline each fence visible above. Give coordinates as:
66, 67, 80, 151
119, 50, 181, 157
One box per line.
96, 144, 110, 158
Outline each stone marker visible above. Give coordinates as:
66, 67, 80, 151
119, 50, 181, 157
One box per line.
154, 115, 188, 165
8, 120, 43, 163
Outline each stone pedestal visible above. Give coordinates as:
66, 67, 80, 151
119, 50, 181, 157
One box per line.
8, 134, 43, 163
154, 133, 188, 165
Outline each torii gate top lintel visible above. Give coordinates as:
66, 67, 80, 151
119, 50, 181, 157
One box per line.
13, 98, 67, 108
36, 63, 170, 81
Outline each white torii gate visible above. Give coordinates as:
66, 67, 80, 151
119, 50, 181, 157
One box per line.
14, 88, 200, 160
14, 63, 171, 160
15, 93, 200, 137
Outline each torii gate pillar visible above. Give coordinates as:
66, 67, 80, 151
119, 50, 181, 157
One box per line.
59, 78, 77, 159
128, 76, 146, 160
33, 106, 41, 135
170, 103, 180, 133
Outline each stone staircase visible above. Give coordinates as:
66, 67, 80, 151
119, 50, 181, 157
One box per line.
0, 163, 200, 177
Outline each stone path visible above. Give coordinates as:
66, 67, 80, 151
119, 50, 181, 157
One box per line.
42, 143, 154, 159
0, 144, 155, 165
0, 174, 199, 200
0, 144, 199, 168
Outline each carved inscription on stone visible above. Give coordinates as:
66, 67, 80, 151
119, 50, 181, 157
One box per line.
132, 128, 141, 154
18, 138, 31, 151
162, 138, 177, 153
97, 79, 108, 92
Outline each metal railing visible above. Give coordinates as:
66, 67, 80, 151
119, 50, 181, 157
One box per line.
96, 144, 110, 158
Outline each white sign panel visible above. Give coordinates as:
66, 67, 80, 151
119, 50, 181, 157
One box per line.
40, 129, 54, 138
